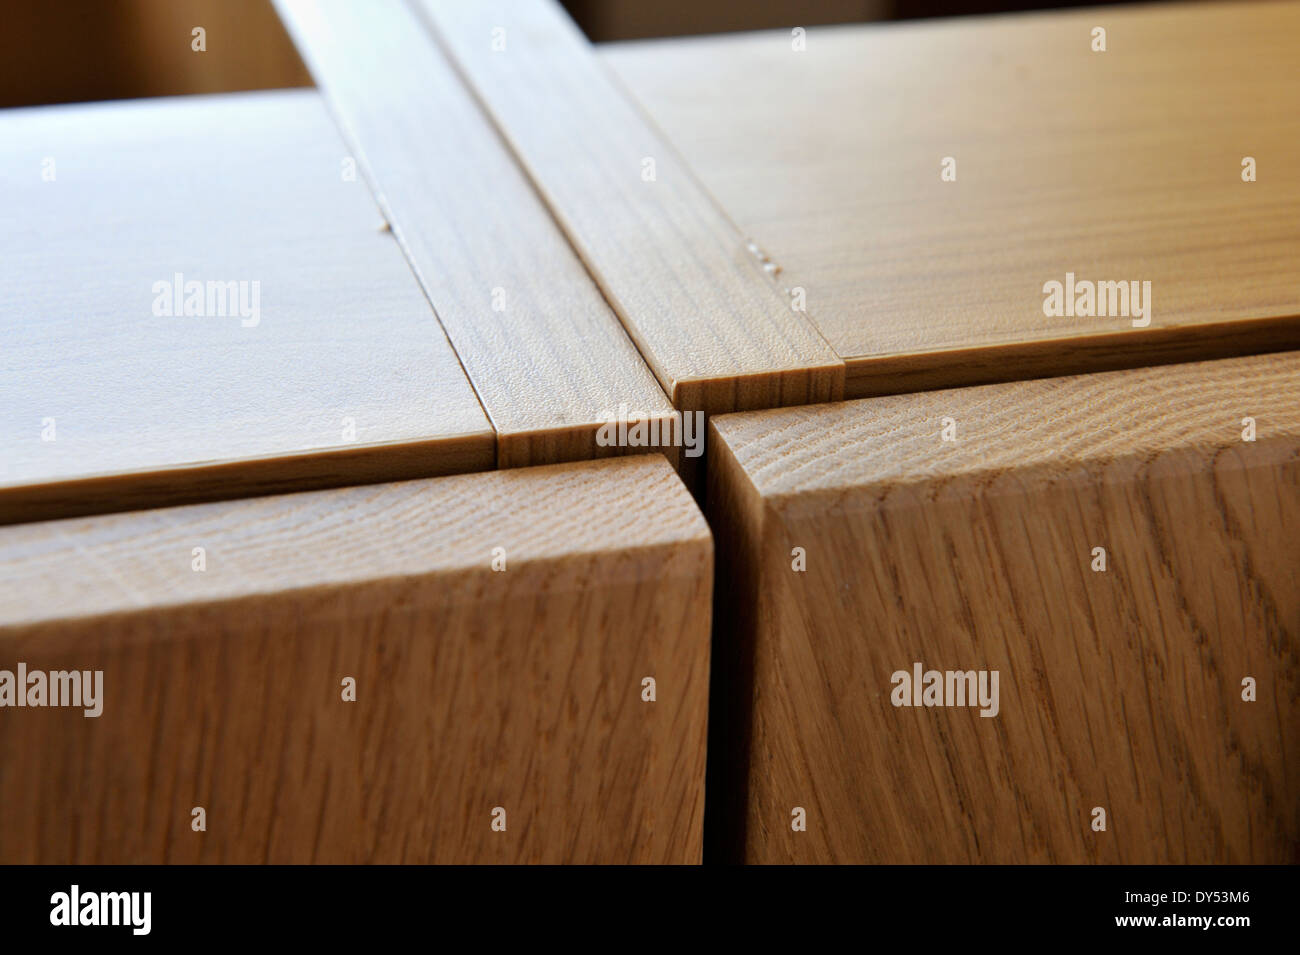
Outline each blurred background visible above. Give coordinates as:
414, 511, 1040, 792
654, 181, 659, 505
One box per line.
0, 0, 1171, 109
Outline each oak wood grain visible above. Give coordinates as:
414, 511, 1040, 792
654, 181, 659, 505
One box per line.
0, 89, 494, 525
276, 0, 681, 469
418, 0, 845, 415
605, 1, 1300, 396
709, 351, 1300, 863
0, 454, 712, 863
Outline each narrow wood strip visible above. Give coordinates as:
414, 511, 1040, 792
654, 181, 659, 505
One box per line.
605, 1, 1300, 390
417, 0, 845, 415
717, 351, 1300, 499
0, 455, 712, 863
841, 315, 1300, 400
275, 0, 681, 468
709, 350, 1300, 863
0, 90, 495, 525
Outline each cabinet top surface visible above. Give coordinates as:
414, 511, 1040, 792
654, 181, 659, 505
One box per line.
0, 90, 494, 507
605, 1, 1300, 379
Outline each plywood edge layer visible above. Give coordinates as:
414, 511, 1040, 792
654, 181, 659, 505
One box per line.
495, 419, 685, 471
843, 314, 1300, 400
416, 0, 845, 414
675, 364, 845, 417
0, 454, 710, 630
0, 431, 497, 528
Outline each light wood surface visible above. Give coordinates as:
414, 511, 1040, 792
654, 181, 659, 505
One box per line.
708, 351, 1299, 863
276, 0, 681, 468
419, 0, 845, 415
605, 1, 1300, 396
0, 90, 494, 525
0, 454, 712, 863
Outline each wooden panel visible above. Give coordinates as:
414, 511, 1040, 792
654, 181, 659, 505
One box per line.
0, 90, 494, 525
419, 0, 845, 415
0, 454, 711, 863
276, 0, 681, 468
605, 1, 1300, 397
708, 351, 1299, 863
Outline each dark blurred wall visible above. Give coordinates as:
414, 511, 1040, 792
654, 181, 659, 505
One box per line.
0, 0, 309, 109
892, 0, 1153, 18
562, 0, 891, 40
0, 0, 1178, 108
563, 0, 1168, 40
